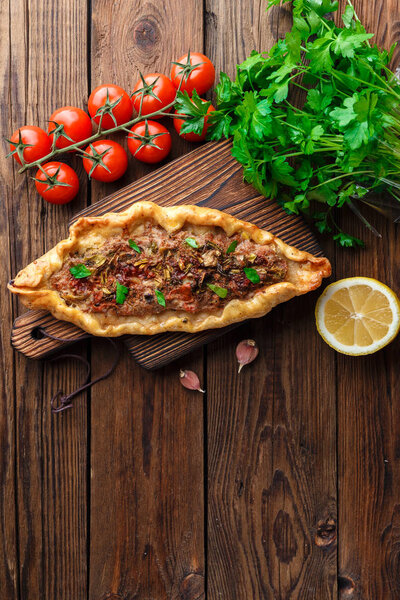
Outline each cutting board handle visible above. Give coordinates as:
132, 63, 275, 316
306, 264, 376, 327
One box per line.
11, 310, 88, 359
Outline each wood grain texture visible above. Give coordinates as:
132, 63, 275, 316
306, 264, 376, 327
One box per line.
2, 1, 89, 599
336, 3, 400, 597
0, 3, 18, 598
205, 2, 337, 598
2, 1, 400, 599
88, 2, 205, 599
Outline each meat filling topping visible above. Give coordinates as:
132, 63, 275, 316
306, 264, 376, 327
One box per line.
50, 223, 288, 316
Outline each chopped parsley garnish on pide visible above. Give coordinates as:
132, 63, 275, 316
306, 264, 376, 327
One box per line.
185, 237, 199, 249
116, 281, 129, 304
128, 239, 141, 253
155, 289, 166, 307
243, 267, 260, 284
207, 283, 228, 298
51, 225, 287, 316
69, 264, 91, 279
226, 240, 238, 254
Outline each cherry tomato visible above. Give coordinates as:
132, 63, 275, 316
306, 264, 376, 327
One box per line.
48, 106, 93, 149
82, 140, 128, 182
171, 52, 215, 96
34, 162, 79, 204
127, 120, 171, 164
88, 84, 132, 129
174, 101, 215, 142
8, 126, 52, 165
131, 73, 176, 118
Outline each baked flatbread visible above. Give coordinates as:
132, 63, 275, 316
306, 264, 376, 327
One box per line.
8, 201, 331, 336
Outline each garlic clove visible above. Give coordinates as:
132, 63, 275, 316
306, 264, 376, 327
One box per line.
236, 339, 259, 373
179, 369, 205, 393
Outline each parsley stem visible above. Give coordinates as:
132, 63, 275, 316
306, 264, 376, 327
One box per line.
332, 71, 400, 100
292, 82, 310, 93
309, 171, 374, 191
273, 148, 338, 160
319, 19, 332, 33
356, 58, 398, 94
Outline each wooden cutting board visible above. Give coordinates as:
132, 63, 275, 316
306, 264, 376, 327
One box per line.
11, 139, 323, 369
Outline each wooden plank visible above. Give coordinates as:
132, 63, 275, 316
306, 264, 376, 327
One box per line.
336, 2, 400, 597
0, 2, 19, 597
2, 1, 89, 598
88, 2, 205, 598
205, 2, 338, 598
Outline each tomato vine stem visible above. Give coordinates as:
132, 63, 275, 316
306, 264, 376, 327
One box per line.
18, 78, 184, 175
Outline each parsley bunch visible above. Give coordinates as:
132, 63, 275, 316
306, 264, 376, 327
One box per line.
208, 0, 400, 247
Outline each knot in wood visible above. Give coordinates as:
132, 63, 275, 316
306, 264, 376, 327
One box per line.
338, 575, 356, 598
315, 516, 337, 548
133, 17, 158, 49
205, 10, 217, 28
273, 510, 298, 564
179, 572, 205, 600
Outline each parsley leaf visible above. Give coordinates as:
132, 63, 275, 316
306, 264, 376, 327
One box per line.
116, 282, 129, 304
185, 237, 199, 249
70, 264, 91, 279
174, 90, 211, 135
332, 30, 374, 59
207, 111, 232, 140
155, 289, 166, 307
244, 267, 261, 283
271, 156, 297, 187
333, 232, 365, 248
207, 283, 228, 298
309, 37, 334, 73
226, 240, 238, 253
306, 88, 333, 113
128, 239, 141, 253
342, 5, 355, 28
307, 0, 339, 16
330, 96, 357, 127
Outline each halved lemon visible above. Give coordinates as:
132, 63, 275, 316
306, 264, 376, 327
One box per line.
316, 277, 400, 355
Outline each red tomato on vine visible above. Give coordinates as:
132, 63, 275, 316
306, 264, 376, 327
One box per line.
131, 73, 176, 118
48, 106, 93, 149
127, 120, 171, 163
88, 85, 132, 129
81, 140, 128, 182
171, 51, 215, 96
34, 162, 79, 204
7, 126, 52, 165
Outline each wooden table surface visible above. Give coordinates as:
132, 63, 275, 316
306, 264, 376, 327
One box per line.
1, 1, 400, 599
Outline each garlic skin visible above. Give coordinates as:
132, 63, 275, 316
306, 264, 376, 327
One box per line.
179, 369, 205, 393
236, 339, 259, 373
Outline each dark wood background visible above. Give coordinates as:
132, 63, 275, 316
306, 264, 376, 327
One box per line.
1, 1, 399, 598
